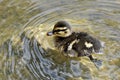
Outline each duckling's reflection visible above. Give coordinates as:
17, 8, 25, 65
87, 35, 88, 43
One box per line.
45, 47, 92, 79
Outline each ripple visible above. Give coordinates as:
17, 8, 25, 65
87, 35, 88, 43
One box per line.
0, 0, 120, 80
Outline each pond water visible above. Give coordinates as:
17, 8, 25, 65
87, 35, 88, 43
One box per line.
0, 0, 120, 80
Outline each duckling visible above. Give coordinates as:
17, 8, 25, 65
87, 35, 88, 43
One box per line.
47, 21, 104, 68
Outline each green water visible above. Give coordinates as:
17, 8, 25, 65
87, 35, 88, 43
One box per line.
0, 0, 120, 80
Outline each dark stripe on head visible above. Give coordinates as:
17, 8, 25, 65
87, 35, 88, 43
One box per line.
53, 29, 67, 33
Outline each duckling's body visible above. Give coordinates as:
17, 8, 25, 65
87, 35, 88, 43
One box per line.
54, 32, 102, 57
47, 21, 104, 68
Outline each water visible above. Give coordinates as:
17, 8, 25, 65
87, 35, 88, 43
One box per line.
0, 0, 120, 80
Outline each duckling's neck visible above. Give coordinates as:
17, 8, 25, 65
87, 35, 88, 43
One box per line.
54, 32, 77, 48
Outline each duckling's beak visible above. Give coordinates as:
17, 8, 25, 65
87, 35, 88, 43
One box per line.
47, 31, 53, 36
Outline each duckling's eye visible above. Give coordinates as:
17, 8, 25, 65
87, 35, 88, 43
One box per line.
64, 31, 67, 33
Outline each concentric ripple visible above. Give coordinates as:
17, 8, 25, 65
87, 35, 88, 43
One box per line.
0, 0, 120, 80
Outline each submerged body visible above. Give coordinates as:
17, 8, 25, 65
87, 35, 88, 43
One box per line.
47, 21, 104, 68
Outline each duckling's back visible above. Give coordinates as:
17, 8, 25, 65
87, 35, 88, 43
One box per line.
74, 32, 103, 56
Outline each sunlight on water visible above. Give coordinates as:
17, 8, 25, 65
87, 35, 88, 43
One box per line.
0, 0, 120, 80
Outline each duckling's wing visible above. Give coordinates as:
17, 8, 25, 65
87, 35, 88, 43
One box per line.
86, 36, 104, 54
77, 32, 104, 54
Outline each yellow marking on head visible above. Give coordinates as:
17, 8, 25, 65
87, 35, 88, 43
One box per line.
54, 28, 72, 37
54, 27, 67, 30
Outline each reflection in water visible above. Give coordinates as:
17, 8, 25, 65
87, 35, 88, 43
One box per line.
0, 33, 92, 80
0, 0, 120, 80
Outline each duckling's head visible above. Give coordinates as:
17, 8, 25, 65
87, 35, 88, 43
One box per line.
47, 21, 72, 37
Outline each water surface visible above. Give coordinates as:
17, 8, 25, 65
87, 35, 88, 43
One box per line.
0, 0, 120, 80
